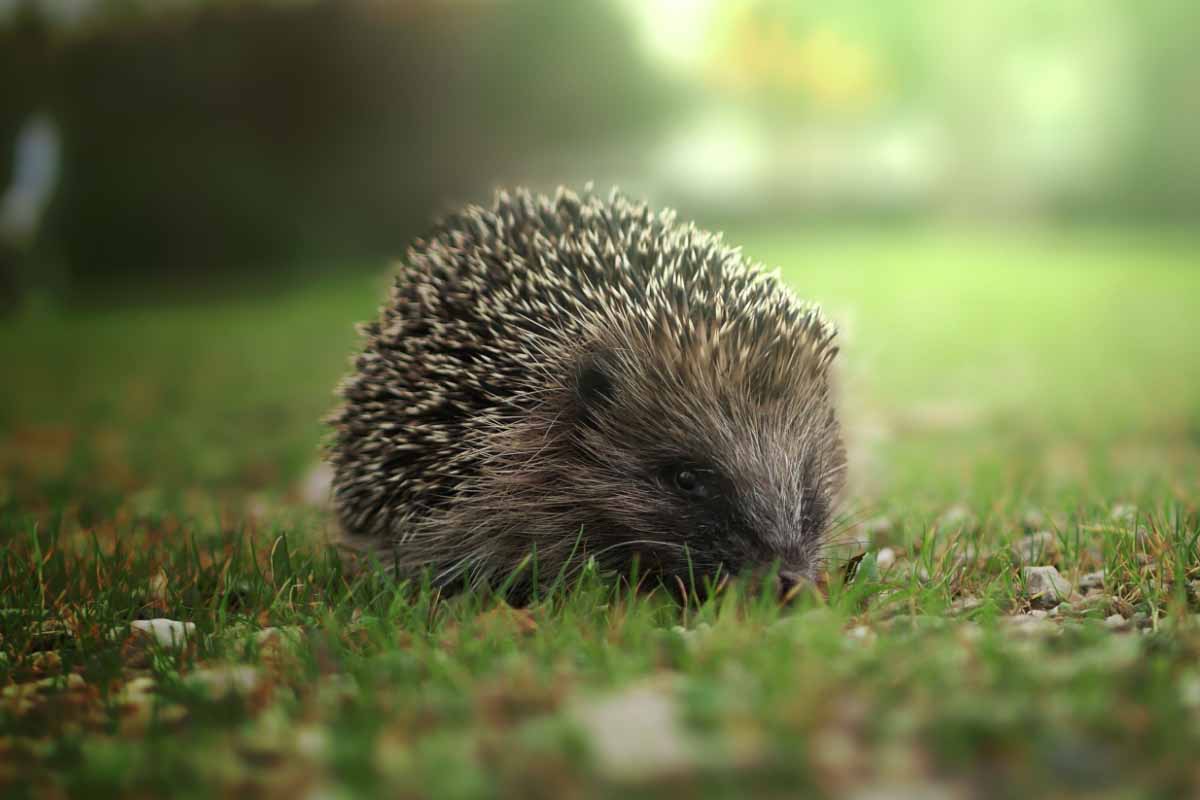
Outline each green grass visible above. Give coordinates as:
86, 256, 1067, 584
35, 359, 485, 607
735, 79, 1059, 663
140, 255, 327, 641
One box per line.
1, 226, 1199, 798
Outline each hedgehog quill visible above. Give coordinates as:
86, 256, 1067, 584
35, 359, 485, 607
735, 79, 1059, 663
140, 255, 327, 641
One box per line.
328, 188, 845, 599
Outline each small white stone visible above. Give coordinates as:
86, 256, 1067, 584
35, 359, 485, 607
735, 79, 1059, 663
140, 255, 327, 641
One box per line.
876, 547, 896, 570
1104, 613, 1128, 630
131, 619, 195, 648
846, 625, 875, 643
569, 678, 699, 781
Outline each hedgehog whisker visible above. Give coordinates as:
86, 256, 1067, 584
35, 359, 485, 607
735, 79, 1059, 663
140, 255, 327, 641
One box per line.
560, 538, 694, 582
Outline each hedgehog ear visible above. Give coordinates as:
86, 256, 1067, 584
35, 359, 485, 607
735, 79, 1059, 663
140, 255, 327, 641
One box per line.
576, 356, 616, 414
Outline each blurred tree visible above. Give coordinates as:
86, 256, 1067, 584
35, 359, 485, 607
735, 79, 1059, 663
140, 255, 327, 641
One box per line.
1115, 0, 1200, 220
13, 0, 674, 290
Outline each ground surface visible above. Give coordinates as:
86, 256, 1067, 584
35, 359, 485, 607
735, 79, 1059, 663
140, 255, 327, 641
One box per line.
1, 227, 1199, 798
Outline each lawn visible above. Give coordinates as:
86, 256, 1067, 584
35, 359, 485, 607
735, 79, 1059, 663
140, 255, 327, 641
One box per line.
1, 226, 1199, 798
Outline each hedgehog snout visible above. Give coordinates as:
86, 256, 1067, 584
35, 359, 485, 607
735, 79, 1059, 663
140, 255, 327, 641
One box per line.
776, 569, 811, 600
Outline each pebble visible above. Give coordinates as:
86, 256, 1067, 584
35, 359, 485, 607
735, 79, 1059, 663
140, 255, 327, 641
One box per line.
1078, 570, 1105, 591
567, 678, 700, 781
1021, 566, 1071, 607
875, 547, 896, 570
846, 625, 876, 644
131, 619, 195, 648
1104, 614, 1129, 631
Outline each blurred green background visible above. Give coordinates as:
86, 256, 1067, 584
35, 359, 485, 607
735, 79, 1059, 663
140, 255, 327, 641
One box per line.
1, 0, 1198, 297
0, 0, 1198, 504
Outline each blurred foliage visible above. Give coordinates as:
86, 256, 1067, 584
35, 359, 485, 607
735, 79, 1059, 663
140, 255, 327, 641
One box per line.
1117, 0, 1200, 217
3, 0, 676, 285
703, 0, 1200, 219
708, 0, 929, 116
0, 0, 1197, 295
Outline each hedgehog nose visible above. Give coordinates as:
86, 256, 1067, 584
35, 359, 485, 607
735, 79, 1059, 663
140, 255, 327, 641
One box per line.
776, 569, 809, 601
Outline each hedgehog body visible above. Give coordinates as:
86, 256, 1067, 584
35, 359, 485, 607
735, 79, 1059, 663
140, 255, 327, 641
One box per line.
329, 188, 845, 596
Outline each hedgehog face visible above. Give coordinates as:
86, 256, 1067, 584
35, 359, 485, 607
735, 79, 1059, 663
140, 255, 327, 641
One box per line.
569, 341, 844, 593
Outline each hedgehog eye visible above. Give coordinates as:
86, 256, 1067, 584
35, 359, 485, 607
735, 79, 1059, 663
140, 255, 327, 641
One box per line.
665, 465, 715, 500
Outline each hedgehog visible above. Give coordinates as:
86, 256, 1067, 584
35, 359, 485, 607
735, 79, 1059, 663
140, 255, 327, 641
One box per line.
328, 187, 845, 599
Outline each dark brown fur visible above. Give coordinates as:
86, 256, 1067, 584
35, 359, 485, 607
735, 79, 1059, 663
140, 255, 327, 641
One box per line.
328, 188, 845, 597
